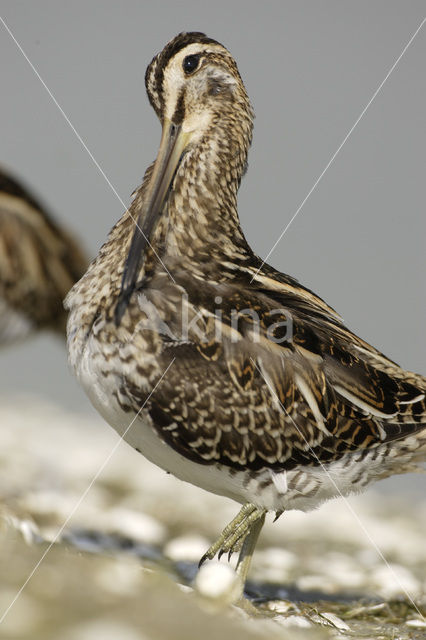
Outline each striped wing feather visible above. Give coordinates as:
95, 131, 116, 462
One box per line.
0, 171, 87, 341
128, 269, 426, 471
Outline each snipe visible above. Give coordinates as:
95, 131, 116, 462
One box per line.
66, 32, 426, 594
0, 168, 87, 344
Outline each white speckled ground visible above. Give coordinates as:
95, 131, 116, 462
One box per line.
0, 394, 425, 639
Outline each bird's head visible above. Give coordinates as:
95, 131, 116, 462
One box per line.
115, 32, 253, 325
145, 32, 252, 146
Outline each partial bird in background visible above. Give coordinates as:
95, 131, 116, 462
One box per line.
0, 167, 88, 345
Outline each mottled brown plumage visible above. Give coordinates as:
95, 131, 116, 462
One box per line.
66, 33, 426, 592
0, 168, 87, 343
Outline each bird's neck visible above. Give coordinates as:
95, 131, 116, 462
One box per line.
153, 123, 253, 272
71, 115, 255, 320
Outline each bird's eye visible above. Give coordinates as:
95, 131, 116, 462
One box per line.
183, 54, 201, 74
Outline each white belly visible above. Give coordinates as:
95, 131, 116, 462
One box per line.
72, 328, 257, 505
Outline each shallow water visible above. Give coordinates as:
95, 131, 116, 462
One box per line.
0, 395, 425, 639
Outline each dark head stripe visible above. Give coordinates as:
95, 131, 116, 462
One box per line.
156, 32, 220, 67
172, 89, 186, 125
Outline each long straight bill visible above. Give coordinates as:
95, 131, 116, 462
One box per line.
114, 119, 190, 325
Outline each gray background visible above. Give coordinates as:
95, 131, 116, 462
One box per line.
0, 1, 425, 491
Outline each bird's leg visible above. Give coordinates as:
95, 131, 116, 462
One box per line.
235, 509, 265, 587
199, 503, 267, 566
